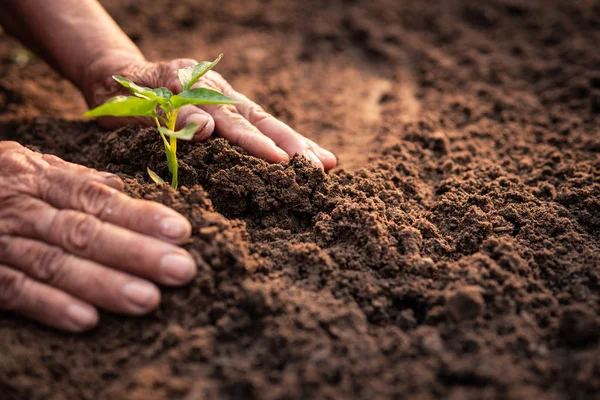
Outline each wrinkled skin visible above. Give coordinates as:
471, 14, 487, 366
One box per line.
83, 57, 337, 171
0, 142, 198, 332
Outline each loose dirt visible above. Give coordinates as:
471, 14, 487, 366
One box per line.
0, 0, 599, 399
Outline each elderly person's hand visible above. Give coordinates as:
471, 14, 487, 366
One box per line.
0, 142, 196, 332
0, 0, 336, 171
83, 57, 337, 170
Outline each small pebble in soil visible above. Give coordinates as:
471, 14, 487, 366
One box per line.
446, 286, 485, 321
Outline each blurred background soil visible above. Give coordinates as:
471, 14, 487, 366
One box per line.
0, 0, 599, 399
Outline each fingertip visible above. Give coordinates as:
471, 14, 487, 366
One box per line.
322, 154, 338, 171
159, 215, 192, 243
64, 303, 99, 332
188, 113, 215, 142
259, 146, 291, 164
97, 172, 125, 191
323, 159, 337, 171
312, 148, 337, 171
159, 252, 197, 286
305, 150, 324, 170
121, 281, 161, 314
276, 148, 291, 163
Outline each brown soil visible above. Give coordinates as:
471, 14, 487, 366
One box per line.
1, 0, 599, 399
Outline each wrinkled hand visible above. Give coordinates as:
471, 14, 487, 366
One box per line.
83, 57, 336, 170
0, 142, 197, 332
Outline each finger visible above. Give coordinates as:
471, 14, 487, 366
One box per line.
219, 90, 336, 170
305, 139, 338, 171
203, 104, 290, 163
41, 154, 125, 191
24, 203, 197, 286
0, 236, 161, 315
175, 105, 215, 142
0, 265, 98, 332
38, 166, 192, 244
233, 98, 322, 168
0, 141, 24, 151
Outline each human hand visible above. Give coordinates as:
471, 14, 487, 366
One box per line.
0, 142, 197, 332
82, 56, 337, 170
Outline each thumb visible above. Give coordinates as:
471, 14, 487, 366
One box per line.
176, 105, 215, 142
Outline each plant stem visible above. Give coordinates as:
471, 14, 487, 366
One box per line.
169, 136, 178, 189
168, 109, 180, 189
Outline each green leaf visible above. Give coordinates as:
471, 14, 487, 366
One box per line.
147, 167, 165, 184
112, 76, 172, 105
170, 88, 239, 108
178, 54, 223, 91
83, 96, 158, 118
157, 123, 199, 141
151, 87, 173, 103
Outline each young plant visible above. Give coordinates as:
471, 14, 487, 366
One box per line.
84, 54, 238, 189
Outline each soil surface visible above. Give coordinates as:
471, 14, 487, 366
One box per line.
1, 0, 599, 399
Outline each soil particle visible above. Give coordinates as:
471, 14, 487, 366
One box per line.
446, 286, 485, 321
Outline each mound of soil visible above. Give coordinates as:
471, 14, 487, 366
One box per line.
0, 0, 599, 399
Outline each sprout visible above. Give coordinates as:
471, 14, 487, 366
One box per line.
84, 54, 238, 188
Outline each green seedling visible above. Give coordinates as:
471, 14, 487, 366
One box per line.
84, 54, 238, 189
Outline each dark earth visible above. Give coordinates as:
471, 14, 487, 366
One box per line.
1, 0, 599, 399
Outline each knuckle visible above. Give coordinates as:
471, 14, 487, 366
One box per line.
0, 195, 41, 236
76, 181, 116, 215
0, 141, 24, 152
0, 235, 67, 285
245, 104, 270, 125
0, 150, 33, 176
0, 235, 21, 265
217, 103, 239, 114
58, 211, 101, 253
0, 236, 10, 261
0, 267, 26, 310
31, 246, 68, 285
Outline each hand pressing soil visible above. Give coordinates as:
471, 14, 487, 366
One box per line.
84, 57, 337, 170
0, 142, 196, 332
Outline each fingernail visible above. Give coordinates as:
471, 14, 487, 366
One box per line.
305, 150, 324, 169
314, 148, 337, 170
65, 303, 97, 332
188, 113, 210, 129
188, 114, 212, 141
277, 148, 290, 162
315, 148, 336, 161
160, 217, 191, 240
122, 282, 159, 312
97, 172, 124, 190
160, 253, 197, 285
